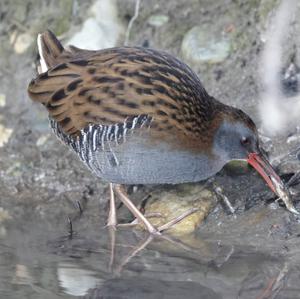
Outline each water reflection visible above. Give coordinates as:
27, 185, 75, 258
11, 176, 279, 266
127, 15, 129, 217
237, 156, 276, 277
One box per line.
58, 262, 102, 296
0, 221, 299, 299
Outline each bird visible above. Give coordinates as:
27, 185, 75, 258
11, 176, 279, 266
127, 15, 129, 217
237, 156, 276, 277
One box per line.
27, 30, 298, 235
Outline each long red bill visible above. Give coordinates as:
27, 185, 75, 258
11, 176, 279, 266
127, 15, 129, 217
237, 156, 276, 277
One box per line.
247, 152, 299, 214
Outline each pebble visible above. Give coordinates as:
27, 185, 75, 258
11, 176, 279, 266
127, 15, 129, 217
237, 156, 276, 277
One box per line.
259, 133, 274, 152
147, 14, 169, 27
269, 202, 279, 211
0, 124, 12, 147
181, 25, 231, 64
13, 33, 34, 54
36, 134, 50, 147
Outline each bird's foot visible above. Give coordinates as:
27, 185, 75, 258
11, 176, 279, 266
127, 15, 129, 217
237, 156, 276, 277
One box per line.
118, 208, 199, 234
156, 207, 199, 232
113, 184, 199, 235
117, 212, 163, 232
114, 184, 162, 235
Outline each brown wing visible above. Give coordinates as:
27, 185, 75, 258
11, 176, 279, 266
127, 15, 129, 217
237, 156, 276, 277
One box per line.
28, 46, 216, 144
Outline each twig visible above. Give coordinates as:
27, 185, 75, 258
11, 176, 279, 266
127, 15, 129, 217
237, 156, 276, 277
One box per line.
76, 200, 83, 215
157, 207, 199, 232
214, 186, 236, 214
124, 0, 141, 46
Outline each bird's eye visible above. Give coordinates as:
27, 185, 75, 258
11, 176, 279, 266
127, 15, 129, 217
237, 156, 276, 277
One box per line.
241, 136, 250, 145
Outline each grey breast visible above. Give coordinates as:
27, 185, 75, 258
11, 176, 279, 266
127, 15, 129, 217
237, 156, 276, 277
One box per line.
50, 116, 224, 185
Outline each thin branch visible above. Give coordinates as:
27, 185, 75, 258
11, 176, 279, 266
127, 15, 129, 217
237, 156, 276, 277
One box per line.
124, 0, 141, 46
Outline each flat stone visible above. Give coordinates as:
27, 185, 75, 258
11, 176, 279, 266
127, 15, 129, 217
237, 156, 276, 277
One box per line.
139, 184, 216, 235
181, 25, 231, 64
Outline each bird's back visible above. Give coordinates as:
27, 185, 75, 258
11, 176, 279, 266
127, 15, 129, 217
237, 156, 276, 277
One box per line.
28, 31, 219, 141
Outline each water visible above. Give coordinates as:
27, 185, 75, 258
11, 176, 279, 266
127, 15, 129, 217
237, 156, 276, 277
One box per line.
1, 216, 299, 299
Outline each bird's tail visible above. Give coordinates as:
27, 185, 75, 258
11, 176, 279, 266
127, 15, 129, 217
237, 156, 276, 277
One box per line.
37, 30, 65, 73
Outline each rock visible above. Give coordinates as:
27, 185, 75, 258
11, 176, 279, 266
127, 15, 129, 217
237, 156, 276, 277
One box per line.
147, 14, 169, 27
67, 0, 124, 50
181, 25, 231, 65
0, 124, 12, 147
287, 134, 300, 144
139, 184, 216, 235
259, 132, 274, 153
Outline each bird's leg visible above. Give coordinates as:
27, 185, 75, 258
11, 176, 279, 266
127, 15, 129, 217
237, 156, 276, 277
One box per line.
108, 225, 116, 272
114, 184, 160, 235
107, 183, 117, 228
119, 208, 199, 232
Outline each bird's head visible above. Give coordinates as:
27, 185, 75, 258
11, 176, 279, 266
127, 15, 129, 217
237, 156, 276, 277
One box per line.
213, 107, 288, 198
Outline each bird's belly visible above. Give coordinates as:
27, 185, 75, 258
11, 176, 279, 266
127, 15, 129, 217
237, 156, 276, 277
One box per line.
91, 150, 222, 184
86, 136, 223, 185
